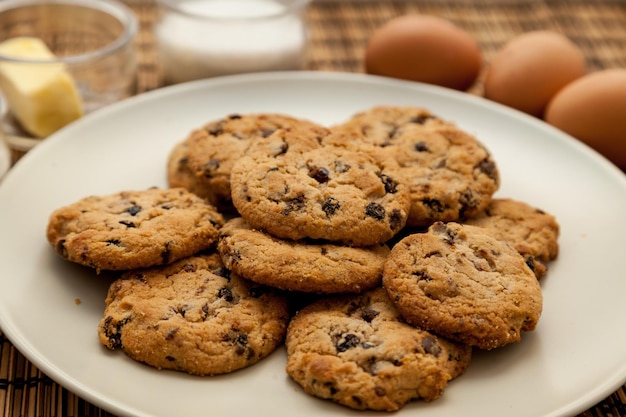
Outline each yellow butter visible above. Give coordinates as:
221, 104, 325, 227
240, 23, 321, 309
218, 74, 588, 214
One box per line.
0, 37, 83, 138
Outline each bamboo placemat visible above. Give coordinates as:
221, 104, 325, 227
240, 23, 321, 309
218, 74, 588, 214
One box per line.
3, 1, 626, 416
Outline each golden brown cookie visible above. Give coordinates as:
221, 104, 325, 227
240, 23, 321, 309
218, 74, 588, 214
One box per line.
182, 113, 323, 212
46, 188, 224, 271
383, 222, 543, 350
463, 198, 560, 279
334, 105, 500, 227
218, 217, 389, 293
230, 126, 411, 246
285, 287, 471, 411
98, 252, 290, 375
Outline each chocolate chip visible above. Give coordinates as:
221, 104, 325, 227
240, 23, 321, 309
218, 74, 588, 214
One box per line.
459, 189, 479, 216
161, 241, 173, 265
361, 306, 379, 323
378, 174, 398, 194
413, 271, 432, 281
283, 195, 305, 215
374, 387, 386, 397
102, 315, 131, 349
365, 202, 386, 220
325, 382, 339, 396
228, 114, 242, 120
432, 222, 457, 244
183, 263, 197, 273
478, 157, 498, 181
165, 355, 176, 362
308, 165, 330, 183
259, 128, 276, 138
422, 336, 442, 357
322, 197, 340, 217
202, 159, 220, 177
388, 209, 404, 230
409, 114, 433, 124
165, 328, 179, 341
212, 266, 232, 280
275, 142, 289, 156
218, 287, 234, 302
56, 239, 68, 258
106, 239, 122, 246
336, 333, 360, 352
125, 205, 141, 216
414, 141, 429, 152
118, 220, 136, 228
423, 198, 445, 214
233, 333, 248, 355
525, 256, 536, 271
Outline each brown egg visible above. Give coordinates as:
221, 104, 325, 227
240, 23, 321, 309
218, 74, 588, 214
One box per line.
544, 69, 626, 170
483, 31, 586, 117
365, 14, 481, 91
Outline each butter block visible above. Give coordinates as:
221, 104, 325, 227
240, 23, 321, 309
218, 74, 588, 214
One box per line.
0, 37, 83, 138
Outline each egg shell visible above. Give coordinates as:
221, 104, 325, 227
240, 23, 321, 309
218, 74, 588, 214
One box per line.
544, 69, 626, 170
483, 31, 586, 117
365, 14, 481, 91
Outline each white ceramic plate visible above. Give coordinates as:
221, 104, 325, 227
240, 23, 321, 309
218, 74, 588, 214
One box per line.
1, 72, 625, 417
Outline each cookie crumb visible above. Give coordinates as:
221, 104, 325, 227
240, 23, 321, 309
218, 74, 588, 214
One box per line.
74, 298, 81, 305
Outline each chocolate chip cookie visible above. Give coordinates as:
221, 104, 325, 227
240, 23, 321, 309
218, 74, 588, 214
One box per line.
166, 139, 214, 202
464, 198, 560, 279
334, 105, 500, 227
230, 126, 411, 246
182, 113, 323, 212
383, 222, 543, 350
98, 252, 290, 375
46, 188, 224, 271
218, 217, 390, 293
285, 287, 472, 411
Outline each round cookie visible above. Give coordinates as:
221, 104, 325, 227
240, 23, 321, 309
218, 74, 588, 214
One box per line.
218, 217, 390, 293
46, 188, 224, 271
230, 126, 411, 246
383, 221, 543, 350
98, 252, 290, 375
166, 139, 214, 202
183, 113, 323, 211
285, 287, 472, 411
334, 105, 500, 227
463, 198, 560, 279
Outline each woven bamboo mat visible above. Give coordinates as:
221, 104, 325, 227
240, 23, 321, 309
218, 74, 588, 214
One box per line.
3, 0, 626, 416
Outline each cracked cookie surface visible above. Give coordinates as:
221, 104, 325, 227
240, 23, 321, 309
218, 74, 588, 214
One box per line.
46, 188, 224, 271
180, 113, 323, 211
98, 252, 290, 375
334, 106, 500, 227
285, 287, 471, 411
463, 198, 560, 279
218, 217, 390, 293
383, 222, 543, 350
230, 126, 411, 246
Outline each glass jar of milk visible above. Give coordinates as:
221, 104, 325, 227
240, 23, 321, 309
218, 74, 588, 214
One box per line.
155, 0, 311, 84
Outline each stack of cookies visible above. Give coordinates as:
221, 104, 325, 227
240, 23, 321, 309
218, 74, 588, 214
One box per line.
45, 106, 560, 412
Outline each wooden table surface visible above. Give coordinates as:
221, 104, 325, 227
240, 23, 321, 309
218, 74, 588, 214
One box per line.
2, 1, 626, 416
